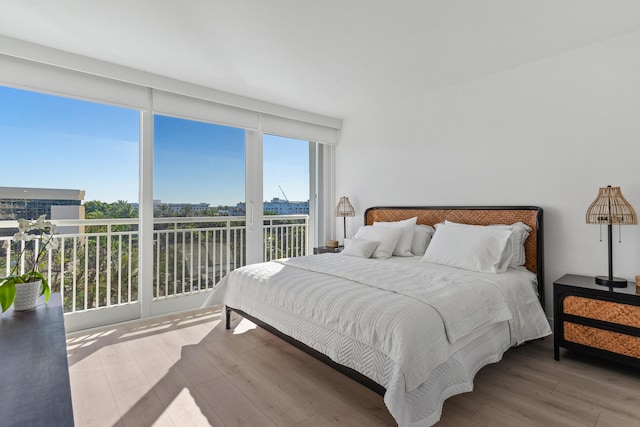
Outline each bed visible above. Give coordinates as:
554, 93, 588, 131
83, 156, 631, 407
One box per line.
212, 206, 551, 426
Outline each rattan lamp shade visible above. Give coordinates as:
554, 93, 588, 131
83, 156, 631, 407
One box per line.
586, 186, 637, 225
585, 186, 637, 287
335, 196, 355, 218
335, 196, 355, 240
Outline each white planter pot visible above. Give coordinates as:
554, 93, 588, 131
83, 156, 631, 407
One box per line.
13, 280, 42, 311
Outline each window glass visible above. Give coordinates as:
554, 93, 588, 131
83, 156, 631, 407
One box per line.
263, 134, 310, 214
0, 86, 139, 207
0, 85, 140, 311
153, 115, 245, 296
263, 134, 309, 259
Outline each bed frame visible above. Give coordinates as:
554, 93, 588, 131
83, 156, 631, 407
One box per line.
226, 205, 544, 396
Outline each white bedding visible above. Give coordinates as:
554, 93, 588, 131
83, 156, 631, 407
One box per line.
211, 254, 551, 426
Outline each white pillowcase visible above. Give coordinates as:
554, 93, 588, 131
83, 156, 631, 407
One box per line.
353, 226, 403, 259
411, 224, 435, 255
487, 222, 531, 269
435, 221, 531, 269
373, 217, 417, 257
340, 238, 379, 258
421, 221, 513, 273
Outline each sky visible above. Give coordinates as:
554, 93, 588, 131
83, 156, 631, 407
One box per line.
0, 85, 309, 206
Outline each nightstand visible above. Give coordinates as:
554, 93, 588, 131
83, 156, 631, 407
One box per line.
553, 274, 640, 368
313, 246, 342, 254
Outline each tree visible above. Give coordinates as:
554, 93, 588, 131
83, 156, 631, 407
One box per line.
109, 200, 137, 218
84, 200, 137, 219
155, 204, 173, 218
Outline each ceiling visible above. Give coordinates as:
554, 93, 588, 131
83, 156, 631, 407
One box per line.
1, 1, 640, 119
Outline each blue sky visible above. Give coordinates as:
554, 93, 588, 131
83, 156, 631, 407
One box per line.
0, 85, 309, 206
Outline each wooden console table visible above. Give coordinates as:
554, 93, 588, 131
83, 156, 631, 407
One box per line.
0, 293, 74, 426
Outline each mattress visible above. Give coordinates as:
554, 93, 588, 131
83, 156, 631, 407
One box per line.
211, 254, 551, 426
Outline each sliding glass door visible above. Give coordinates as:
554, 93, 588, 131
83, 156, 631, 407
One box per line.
153, 115, 246, 303
263, 134, 311, 260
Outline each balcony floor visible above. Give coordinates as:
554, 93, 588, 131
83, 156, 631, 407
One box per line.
66, 308, 640, 427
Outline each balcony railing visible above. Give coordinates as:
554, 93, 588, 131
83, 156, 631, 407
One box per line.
0, 215, 308, 315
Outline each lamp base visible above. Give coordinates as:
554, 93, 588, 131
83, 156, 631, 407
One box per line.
595, 276, 628, 288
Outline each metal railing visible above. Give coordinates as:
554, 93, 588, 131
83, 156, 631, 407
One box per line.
264, 215, 309, 260
0, 215, 308, 314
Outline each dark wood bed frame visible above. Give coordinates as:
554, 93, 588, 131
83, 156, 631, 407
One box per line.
226, 205, 544, 396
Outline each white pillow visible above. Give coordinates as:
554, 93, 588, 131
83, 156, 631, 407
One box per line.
373, 217, 417, 257
440, 221, 531, 269
411, 224, 435, 255
487, 222, 531, 268
340, 238, 379, 258
353, 226, 403, 259
421, 221, 513, 273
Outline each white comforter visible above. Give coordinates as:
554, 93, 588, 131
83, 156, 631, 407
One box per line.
211, 254, 551, 426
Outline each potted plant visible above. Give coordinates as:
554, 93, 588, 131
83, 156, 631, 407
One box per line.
0, 215, 59, 312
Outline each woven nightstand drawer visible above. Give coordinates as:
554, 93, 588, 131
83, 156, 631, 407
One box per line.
563, 295, 640, 328
554, 275, 640, 367
564, 322, 640, 359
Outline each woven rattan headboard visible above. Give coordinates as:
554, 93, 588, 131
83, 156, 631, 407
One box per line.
365, 206, 544, 306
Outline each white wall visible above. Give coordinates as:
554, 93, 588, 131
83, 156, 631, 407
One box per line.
336, 30, 640, 313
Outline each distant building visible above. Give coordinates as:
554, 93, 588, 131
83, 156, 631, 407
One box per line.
0, 186, 85, 220
263, 198, 309, 215
131, 200, 211, 215
130, 198, 309, 217
222, 203, 246, 216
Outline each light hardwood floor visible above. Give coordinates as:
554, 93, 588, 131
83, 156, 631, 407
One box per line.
67, 308, 640, 427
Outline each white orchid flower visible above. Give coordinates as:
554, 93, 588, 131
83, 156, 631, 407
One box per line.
43, 234, 60, 251
12, 231, 27, 242
41, 224, 56, 234
33, 215, 54, 231
17, 218, 30, 233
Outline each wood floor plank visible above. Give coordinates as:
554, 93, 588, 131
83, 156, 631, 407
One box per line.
163, 387, 226, 427
148, 367, 227, 427
98, 341, 152, 395
196, 333, 314, 426
240, 345, 395, 426
195, 376, 279, 427
439, 389, 484, 420
200, 343, 312, 426
433, 409, 484, 427
477, 366, 600, 425
470, 403, 543, 427
292, 415, 339, 427
173, 342, 225, 386
69, 364, 124, 427
296, 358, 393, 421
112, 384, 174, 427
67, 307, 640, 427
596, 408, 640, 427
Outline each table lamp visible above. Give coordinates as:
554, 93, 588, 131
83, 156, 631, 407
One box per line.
335, 196, 355, 241
585, 185, 637, 287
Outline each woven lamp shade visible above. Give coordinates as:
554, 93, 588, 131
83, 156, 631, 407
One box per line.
335, 196, 355, 241
585, 185, 636, 287
335, 196, 355, 217
586, 186, 637, 225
